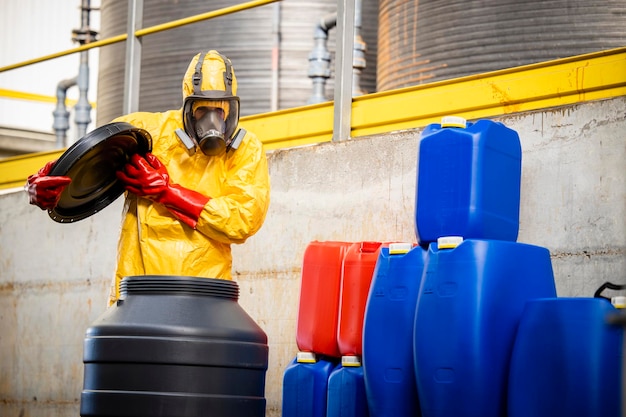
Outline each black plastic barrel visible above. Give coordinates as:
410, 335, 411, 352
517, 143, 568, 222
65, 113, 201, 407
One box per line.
80, 275, 268, 417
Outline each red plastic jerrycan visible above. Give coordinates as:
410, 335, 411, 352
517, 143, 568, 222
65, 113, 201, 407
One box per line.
338, 241, 384, 356
296, 241, 353, 357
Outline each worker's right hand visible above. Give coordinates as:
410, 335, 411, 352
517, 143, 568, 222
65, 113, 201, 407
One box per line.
25, 161, 72, 210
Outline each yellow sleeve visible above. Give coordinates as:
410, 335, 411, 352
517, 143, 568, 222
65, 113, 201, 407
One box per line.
196, 129, 271, 244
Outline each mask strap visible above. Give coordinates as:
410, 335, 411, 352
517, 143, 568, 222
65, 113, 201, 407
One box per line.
192, 52, 233, 96
192, 52, 207, 95
217, 52, 233, 96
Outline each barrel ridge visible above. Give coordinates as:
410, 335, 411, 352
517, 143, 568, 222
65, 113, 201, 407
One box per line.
120, 275, 239, 300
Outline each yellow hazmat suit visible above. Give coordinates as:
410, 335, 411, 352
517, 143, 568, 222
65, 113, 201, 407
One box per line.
108, 51, 270, 304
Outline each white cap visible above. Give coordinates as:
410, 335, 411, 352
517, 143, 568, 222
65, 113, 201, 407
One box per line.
296, 351, 317, 363
441, 115, 467, 128
612, 296, 626, 309
341, 355, 362, 367
389, 242, 413, 255
438, 236, 463, 249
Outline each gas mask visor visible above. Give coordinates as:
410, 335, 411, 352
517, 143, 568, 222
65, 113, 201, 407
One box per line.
183, 96, 240, 155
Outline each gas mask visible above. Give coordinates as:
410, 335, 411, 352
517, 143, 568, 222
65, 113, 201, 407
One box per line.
180, 52, 241, 156
193, 106, 227, 155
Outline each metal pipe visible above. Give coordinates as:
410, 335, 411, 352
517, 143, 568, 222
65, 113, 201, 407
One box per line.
74, 50, 92, 141
56, 0, 97, 145
270, 2, 281, 111
352, 0, 366, 96
308, 0, 366, 105
307, 14, 337, 104
52, 0, 96, 146
52, 77, 78, 148
72, 0, 96, 142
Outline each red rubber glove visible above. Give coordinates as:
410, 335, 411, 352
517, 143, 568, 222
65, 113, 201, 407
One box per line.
116, 153, 210, 229
26, 161, 72, 210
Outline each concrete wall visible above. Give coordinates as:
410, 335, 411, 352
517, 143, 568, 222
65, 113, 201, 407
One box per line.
1, 96, 624, 417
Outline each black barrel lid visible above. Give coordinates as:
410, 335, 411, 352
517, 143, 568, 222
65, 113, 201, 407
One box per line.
48, 122, 152, 223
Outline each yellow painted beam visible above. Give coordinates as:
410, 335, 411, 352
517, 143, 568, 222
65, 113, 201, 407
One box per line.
1, 47, 625, 190
351, 46, 626, 137
243, 46, 626, 148
0, 150, 65, 190
241, 102, 334, 150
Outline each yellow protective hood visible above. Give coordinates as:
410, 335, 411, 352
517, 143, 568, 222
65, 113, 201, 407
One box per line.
182, 50, 238, 99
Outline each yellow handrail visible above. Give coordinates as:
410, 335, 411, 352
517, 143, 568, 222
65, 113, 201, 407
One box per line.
0, 88, 96, 107
0, 0, 280, 73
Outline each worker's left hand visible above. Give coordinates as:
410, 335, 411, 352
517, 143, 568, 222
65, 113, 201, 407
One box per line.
117, 153, 210, 228
116, 153, 169, 198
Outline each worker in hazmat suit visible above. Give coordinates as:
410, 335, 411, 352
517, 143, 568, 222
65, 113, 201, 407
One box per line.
26, 50, 271, 305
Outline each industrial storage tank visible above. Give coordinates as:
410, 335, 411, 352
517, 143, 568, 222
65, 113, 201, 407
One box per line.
97, 0, 379, 125
377, 0, 626, 90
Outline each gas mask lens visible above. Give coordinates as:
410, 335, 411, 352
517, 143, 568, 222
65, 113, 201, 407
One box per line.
195, 107, 225, 140
193, 107, 226, 155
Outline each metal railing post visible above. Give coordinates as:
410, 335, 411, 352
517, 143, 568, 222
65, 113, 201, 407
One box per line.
123, 0, 143, 115
332, 0, 356, 142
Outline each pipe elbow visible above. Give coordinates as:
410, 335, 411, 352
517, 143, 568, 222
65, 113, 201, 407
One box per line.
56, 77, 78, 97
314, 13, 337, 38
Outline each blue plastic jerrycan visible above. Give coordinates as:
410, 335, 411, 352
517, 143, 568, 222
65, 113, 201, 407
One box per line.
415, 116, 522, 245
362, 243, 427, 417
282, 352, 337, 417
508, 297, 622, 417
327, 356, 369, 417
413, 238, 556, 417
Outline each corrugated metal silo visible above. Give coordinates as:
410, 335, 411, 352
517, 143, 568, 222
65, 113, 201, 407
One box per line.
377, 0, 626, 90
97, 0, 379, 125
